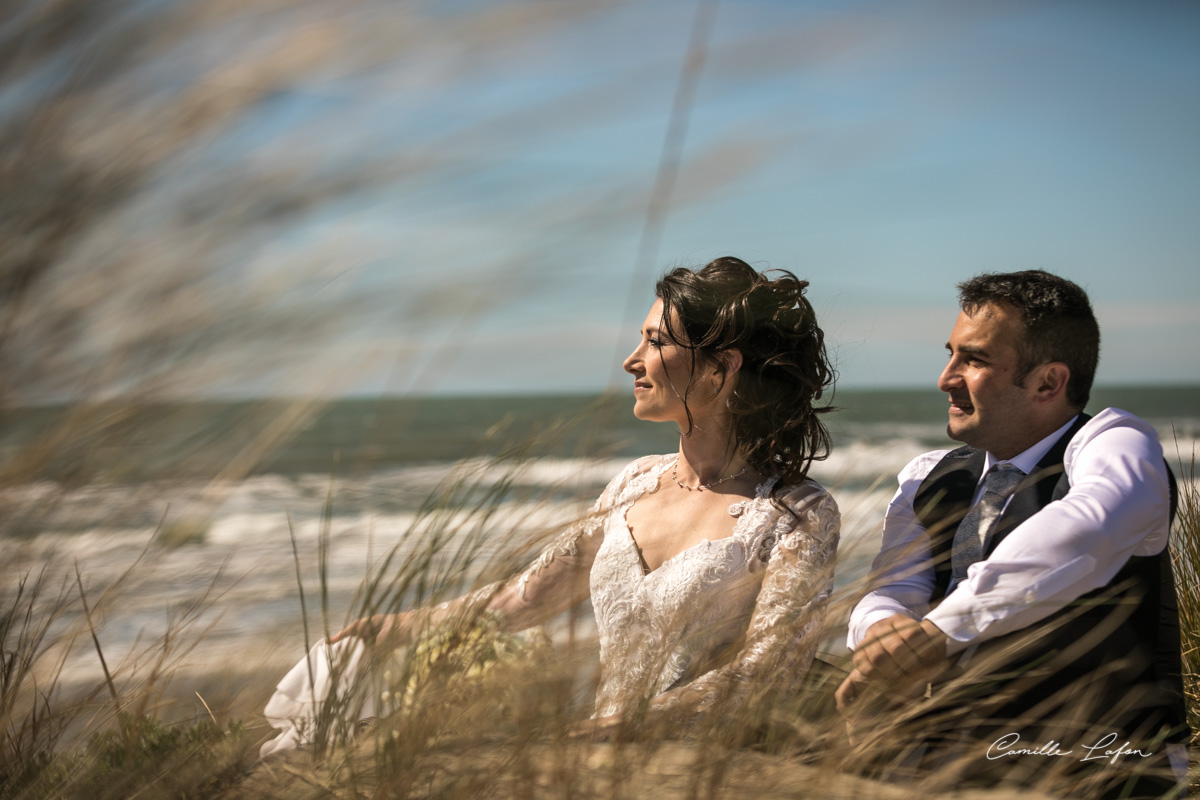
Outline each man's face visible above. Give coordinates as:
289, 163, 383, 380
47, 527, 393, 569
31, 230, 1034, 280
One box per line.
937, 302, 1040, 459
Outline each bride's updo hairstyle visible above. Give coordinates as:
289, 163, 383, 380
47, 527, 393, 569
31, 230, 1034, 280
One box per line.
655, 256, 835, 484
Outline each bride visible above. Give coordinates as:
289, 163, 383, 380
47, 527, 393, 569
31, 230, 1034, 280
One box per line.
261, 256, 840, 752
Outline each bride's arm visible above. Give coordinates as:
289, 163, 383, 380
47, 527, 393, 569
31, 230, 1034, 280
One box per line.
593, 483, 840, 734
332, 512, 604, 645
332, 458, 649, 646
482, 505, 605, 630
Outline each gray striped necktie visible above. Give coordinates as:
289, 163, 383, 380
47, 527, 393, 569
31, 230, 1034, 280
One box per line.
950, 463, 1025, 589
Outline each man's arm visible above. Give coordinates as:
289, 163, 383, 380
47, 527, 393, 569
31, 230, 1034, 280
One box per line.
925, 409, 1170, 649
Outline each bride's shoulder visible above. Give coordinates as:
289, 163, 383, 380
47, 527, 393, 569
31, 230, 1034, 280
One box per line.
610, 453, 673, 482
594, 454, 673, 509
771, 477, 839, 518
767, 478, 840, 555
609, 453, 676, 491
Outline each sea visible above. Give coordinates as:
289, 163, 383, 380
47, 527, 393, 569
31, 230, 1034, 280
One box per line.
2, 386, 1197, 690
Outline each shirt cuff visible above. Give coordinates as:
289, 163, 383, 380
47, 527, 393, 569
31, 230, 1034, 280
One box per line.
847, 606, 921, 650
923, 602, 998, 655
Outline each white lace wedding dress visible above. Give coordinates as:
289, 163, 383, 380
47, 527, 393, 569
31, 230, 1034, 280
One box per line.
261, 454, 839, 755
517, 454, 840, 719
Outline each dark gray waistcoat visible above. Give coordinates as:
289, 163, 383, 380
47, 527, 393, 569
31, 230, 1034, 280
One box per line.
912, 414, 1187, 745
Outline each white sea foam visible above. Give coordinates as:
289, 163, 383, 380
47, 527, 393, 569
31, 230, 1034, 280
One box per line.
6, 430, 1196, 687
810, 436, 940, 487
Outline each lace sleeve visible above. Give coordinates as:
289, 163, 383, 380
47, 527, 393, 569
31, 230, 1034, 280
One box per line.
649, 483, 840, 721
486, 457, 655, 631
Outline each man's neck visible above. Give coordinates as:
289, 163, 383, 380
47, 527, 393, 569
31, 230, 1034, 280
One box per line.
987, 407, 1081, 461
986, 414, 1080, 472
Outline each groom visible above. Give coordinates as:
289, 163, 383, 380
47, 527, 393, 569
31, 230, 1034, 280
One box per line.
837, 270, 1188, 796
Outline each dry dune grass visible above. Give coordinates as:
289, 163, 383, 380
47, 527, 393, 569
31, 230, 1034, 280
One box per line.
1, 3, 1196, 795
2, 435, 1194, 799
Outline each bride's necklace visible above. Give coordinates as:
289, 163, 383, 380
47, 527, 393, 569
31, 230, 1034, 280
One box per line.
671, 458, 748, 491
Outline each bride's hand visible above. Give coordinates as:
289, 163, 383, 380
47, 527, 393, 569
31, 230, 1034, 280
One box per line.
567, 714, 622, 743
330, 613, 407, 646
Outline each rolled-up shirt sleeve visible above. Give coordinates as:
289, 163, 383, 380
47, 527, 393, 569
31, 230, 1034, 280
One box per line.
926, 409, 1171, 651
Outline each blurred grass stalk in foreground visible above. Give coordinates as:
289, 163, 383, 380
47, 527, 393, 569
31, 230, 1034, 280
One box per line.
1172, 446, 1200, 751
0, 451, 856, 799
1, 0, 1197, 797
4, 430, 1197, 798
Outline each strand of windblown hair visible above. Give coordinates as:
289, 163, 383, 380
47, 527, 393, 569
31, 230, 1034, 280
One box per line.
611, 0, 720, 386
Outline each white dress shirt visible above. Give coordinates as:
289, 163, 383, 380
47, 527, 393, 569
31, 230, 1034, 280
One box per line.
847, 407, 1173, 655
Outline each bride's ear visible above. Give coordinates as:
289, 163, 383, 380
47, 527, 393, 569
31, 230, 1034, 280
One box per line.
705, 350, 742, 396
715, 349, 743, 381
722, 349, 743, 376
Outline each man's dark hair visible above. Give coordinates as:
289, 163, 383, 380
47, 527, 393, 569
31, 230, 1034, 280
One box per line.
957, 270, 1100, 409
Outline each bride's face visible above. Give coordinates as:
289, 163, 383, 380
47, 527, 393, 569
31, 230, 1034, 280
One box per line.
622, 299, 717, 427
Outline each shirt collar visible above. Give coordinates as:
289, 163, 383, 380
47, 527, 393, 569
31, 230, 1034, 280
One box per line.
983, 415, 1079, 476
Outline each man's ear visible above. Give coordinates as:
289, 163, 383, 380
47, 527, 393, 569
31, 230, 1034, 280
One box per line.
1032, 361, 1070, 405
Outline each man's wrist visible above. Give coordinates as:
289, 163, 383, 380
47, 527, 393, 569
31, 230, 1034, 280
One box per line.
919, 618, 951, 659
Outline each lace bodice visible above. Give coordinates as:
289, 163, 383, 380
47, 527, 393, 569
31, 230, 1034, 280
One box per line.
511, 454, 840, 721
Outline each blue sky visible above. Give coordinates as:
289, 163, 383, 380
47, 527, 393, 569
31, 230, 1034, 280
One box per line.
133, 0, 1200, 397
